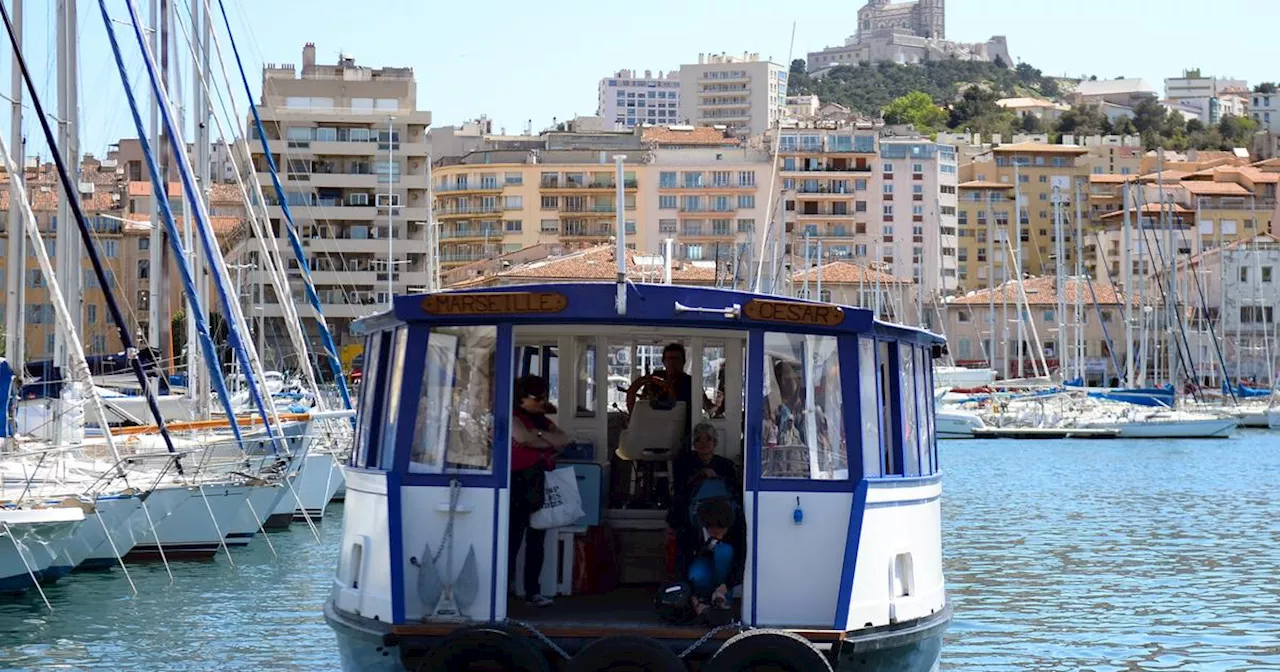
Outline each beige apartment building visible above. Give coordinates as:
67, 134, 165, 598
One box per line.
678, 52, 789, 137
1, 158, 243, 364
959, 143, 1091, 284
232, 43, 433, 357
430, 126, 773, 273
777, 123, 958, 302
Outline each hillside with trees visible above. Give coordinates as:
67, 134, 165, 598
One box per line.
789, 59, 1257, 151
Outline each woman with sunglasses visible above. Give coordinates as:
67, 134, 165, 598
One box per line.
508, 374, 570, 607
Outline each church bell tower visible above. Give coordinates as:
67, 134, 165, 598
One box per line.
917, 0, 945, 40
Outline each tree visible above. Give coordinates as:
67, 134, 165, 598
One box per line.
1020, 113, 1044, 133
1054, 104, 1109, 137
993, 54, 1008, 69
882, 91, 948, 133
1218, 114, 1257, 145
790, 59, 807, 76
1255, 82, 1277, 94
1111, 115, 1137, 135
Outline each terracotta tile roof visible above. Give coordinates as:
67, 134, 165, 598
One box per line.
1099, 203, 1193, 219
642, 126, 740, 147
210, 183, 243, 204
958, 180, 1014, 189
949, 275, 1126, 306
990, 142, 1090, 155
790, 260, 912, 285
1138, 169, 1191, 183
1180, 180, 1251, 196
478, 245, 718, 284
209, 215, 243, 236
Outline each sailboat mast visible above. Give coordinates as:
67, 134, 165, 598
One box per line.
1053, 185, 1065, 377
425, 153, 439, 292
192, 0, 213, 419
147, 0, 163, 354
54, 0, 83, 376
1074, 179, 1084, 382
985, 188, 995, 372
1123, 181, 1134, 389
1160, 151, 1176, 392
2, 0, 21, 453
3, 0, 22, 375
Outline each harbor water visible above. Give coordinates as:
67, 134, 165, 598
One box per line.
2, 435, 1278, 670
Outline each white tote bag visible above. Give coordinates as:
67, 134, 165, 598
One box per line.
530, 466, 585, 530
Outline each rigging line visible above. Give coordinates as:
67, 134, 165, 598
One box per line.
752, 20, 796, 295
180, 3, 327, 414
121, 0, 289, 457
95, 0, 248, 455
0, 0, 186, 474
214, 0, 353, 422
1163, 195, 1235, 402
1132, 188, 1202, 396
168, 2, 294, 446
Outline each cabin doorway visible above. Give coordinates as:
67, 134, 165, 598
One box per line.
504, 325, 749, 630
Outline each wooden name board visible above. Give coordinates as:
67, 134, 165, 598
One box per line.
743, 299, 844, 327
422, 292, 568, 316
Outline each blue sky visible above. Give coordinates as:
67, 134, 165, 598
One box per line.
1, 0, 1276, 160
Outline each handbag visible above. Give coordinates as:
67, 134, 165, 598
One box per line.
530, 466, 585, 530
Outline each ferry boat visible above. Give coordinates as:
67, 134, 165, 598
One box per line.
324, 281, 949, 671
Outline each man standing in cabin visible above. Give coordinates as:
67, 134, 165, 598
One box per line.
656, 343, 712, 446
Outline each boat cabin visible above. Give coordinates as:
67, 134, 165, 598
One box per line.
328, 282, 949, 671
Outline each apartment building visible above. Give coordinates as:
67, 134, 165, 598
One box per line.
233, 43, 433, 357
945, 276, 1127, 384
598, 69, 681, 129
960, 143, 1091, 283
777, 123, 958, 299
1185, 233, 1280, 380
430, 125, 772, 271
0, 160, 246, 363
678, 52, 788, 137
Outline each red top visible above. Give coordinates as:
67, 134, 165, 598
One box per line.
510, 408, 558, 472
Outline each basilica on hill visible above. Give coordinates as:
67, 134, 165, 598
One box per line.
805, 0, 1012, 74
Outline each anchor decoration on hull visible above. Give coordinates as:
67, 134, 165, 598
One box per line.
410, 480, 479, 621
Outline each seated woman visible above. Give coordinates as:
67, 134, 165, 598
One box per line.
508, 374, 570, 608
668, 423, 743, 582
688, 496, 737, 620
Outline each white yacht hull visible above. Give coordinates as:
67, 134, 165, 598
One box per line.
0, 507, 85, 591
125, 483, 252, 560
287, 452, 342, 522
1108, 417, 1239, 439
936, 408, 986, 439
223, 484, 289, 547
50, 496, 144, 573
80, 488, 188, 570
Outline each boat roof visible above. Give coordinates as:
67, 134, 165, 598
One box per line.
354, 281, 943, 345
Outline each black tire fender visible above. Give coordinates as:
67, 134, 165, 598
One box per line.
704, 629, 833, 672
566, 634, 687, 672
414, 625, 550, 672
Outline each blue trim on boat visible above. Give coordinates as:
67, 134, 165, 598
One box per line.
490, 324, 514, 622
754, 479, 856, 493
388, 469, 405, 625
833, 479, 870, 629
888, 343, 906, 476
744, 328, 764, 626
866, 472, 944, 487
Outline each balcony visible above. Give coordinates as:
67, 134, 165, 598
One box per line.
540, 178, 636, 191
435, 182, 504, 194
440, 228, 502, 241
793, 210, 856, 220
781, 163, 873, 174
560, 225, 613, 240
435, 205, 505, 218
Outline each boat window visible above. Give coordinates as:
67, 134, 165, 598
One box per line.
879, 340, 899, 475
761, 332, 848, 480
352, 330, 387, 468
858, 338, 882, 478
518, 344, 559, 410
574, 337, 596, 418
377, 326, 409, 470
409, 326, 497, 474
913, 346, 931, 475
900, 344, 921, 477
